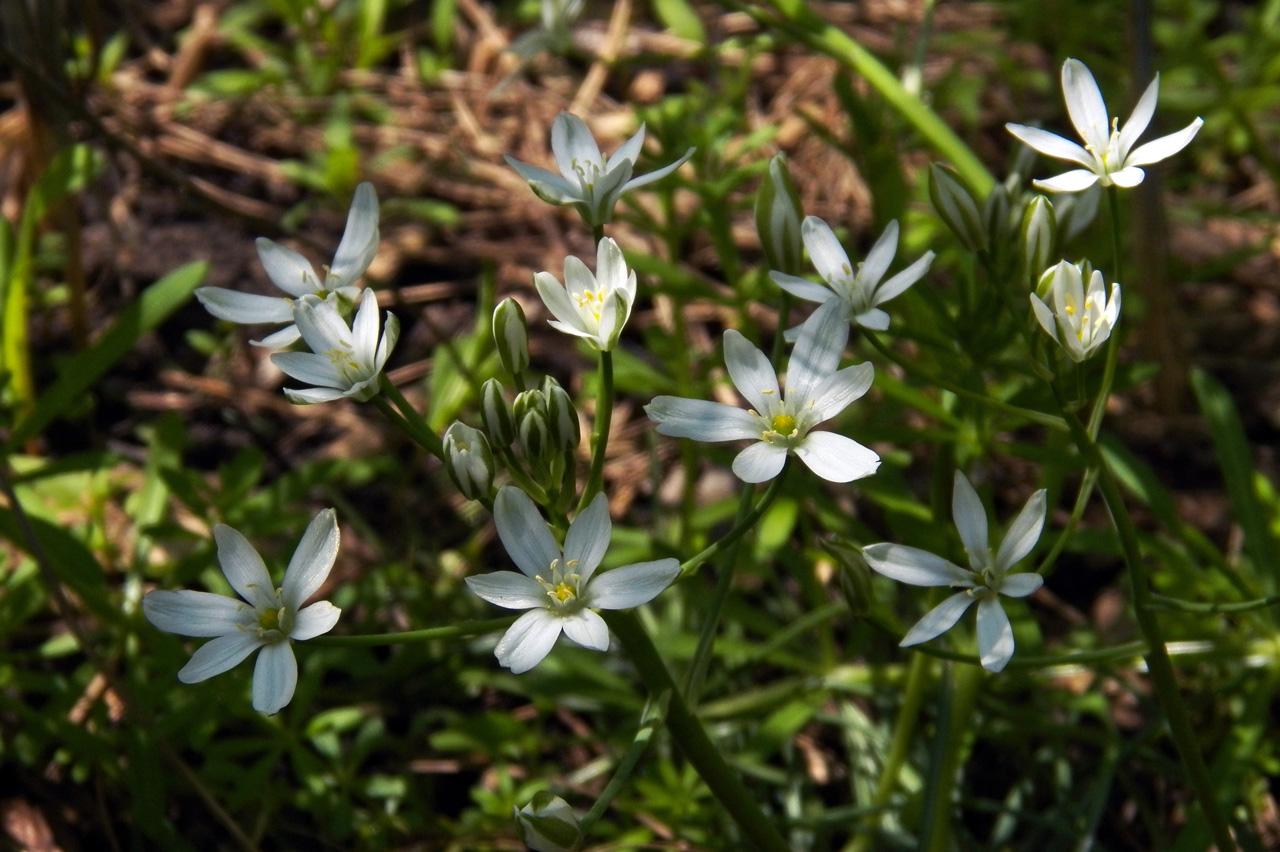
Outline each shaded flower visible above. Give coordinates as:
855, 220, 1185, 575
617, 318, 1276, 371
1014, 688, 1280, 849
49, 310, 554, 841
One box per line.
142, 510, 342, 714
534, 237, 635, 350
465, 487, 679, 673
1030, 259, 1120, 362
645, 301, 880, 484
770, 217, 934, 332
1006, 58, 1203, 192
514, 792, 582, 852
505, 112, 694, 227
271, 289, 398, 404
862, 472, 1045, 672
196, 182, 379, 347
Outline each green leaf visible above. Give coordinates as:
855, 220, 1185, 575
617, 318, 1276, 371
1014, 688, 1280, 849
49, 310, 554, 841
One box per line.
652, 0, 706, 43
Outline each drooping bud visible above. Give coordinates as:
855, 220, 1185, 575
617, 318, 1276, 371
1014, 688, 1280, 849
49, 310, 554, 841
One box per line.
755, 153, 805, 276
1020, 196, 1057, 282
492, 298, 530, 376
443, 422, 495, 501
543, 379, 581, 455
481, 378, 515, 447
928, 163, 986, 252
513, 793, 581, 852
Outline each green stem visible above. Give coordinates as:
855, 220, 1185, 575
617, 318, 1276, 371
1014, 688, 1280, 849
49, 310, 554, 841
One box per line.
578, 349, 614, 512
922, 663, 982, 852
678, 471, 787, 577
376, 376, 444, 459
497, 446, 553, 508
592, 223, 605, 246
1150, 592, 1280, 615
602, 610, 791, 851
307, 617, 516, 647
1087, 187, 1125, 439
578, 694, 668, 833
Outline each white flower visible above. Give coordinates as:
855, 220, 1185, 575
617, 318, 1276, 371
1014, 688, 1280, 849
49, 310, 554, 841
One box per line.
770, 217, 934, 332
465, 487, 680, 674
514, 792, 582, 852
1006, 58, 1203, 192
505, 112, 694, 227
534, 237, 636, 350
506, 0, 584, 58
195, 182, 379, 347
1030, 260, 1121, 362
645, 301, 880, 484
863, 473, 1046, 672
142, 510, 342, 714
271, 289, 398, 404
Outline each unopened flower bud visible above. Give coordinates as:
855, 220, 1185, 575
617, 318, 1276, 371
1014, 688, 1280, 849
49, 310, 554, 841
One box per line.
544, 381, 581, 454
519, 408, 551, 462
982, 183, 1013, 260
1020, 196, 1057, 282
481, 378, 515, 447
514, 793, 581, 852
513, 388, 548, 424
755, 153, 805, 276
444, 422, 495, 501
929, 163, 985, 252
493, 298, 530, 375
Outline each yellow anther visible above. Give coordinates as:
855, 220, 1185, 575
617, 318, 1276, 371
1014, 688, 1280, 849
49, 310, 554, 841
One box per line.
552, 582, 576, 603
258, 608, 281, 631
771, 414, 797, 435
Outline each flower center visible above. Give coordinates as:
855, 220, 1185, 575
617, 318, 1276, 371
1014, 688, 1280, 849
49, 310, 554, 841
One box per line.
256, 604, 292, 640
771, 413, 796, 435
324, 343, 363, 381
536, 558, 584, 614
573, 288, 607, 324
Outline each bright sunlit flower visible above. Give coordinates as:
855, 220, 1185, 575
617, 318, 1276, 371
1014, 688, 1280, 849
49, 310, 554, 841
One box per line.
863, 472, 1046, 672
770, 217, 934, 332
1006, 58, 1203, 192
142, 510, 342, 714
195, 182, 380, 347
505, 112, 694, 227
271, 289, 398, 404
466, 487, 679, 673
1030, 259, 1121, 362
534, 237, 636, 351
645, 301, 880, 484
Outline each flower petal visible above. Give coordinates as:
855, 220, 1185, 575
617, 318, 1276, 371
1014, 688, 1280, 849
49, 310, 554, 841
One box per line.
535, 270, 585, 333
284, 387, 350, 405
1004, 123, 1093, 167
291, 601, 342, 640
494, 486, 561, 578
293, 295, 354, 356
1108, 166, 1146, 188
350, 290, 381, 364
178, 631, 264, 683
327, 182, 380, 288
999, 572, 1044, 599
1124, 118, 1202, 167
801, 216, 852, 288
645, 396, 761, 442
587, 559, 680, 609
976, 596, 1015, 672
1033, 170, 1101, 193
252, 641, 297, 714
809, 362, 874, 422
552, 112, 603, 178
608, 123, 646, 169
504, 156, 579, 201
560, 609, 610, 651
723, 330, 780, 414
901, 592, 975, 646
874, 250, 934, 306
994, 489, 1047, 572
1117, 74, 1160, 160
282, 509, 340, 611
793, 431, 880, 483
252, 324, 302, 349
951, 472, 989, 567
787, 299, 849, 402
1062, 58, 1111, 152
465, 571, 548, 609
862, 543, 972, 587
1029, 293, 1059, 342
620, 147, 695, 191
859, 220, 900, 289
256, 238, 321, 297
213, 525, 279, 610
769, 272, 834, 304
731, 441, 787, 483
564, 493, 612, 583
271, 352, 346, 390
143, 589, 255, 637
195, 287, 296, 324
495, 608, 563, 673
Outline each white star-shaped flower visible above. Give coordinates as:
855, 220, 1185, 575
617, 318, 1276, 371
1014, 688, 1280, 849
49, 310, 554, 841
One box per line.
271, 289, 398, 404
505, 112, 694, 227
1006, 58, 1203, 192
645, 301, 880, 484
465, 487, 680, 673
142, 510, 342, 714
534, 237, 636, 351
863, 472, 1046, 672
195, 182, 379, 347
1030, 260, 1121, 362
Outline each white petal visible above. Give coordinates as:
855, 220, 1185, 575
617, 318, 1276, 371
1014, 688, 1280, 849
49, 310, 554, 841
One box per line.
801, 216, 852, 287
284, 387, 349, 405
504, 156, 579, 201
256, 238, 321, 298
787, 299, 849, 401
793, 432, 880, 483
1124, 118, 1203, 168
535, 271, 585, 333
809, 362, 874, 422
1004, 123, 1093, 167
327, 182, 379, 288
213, 525, 278, 610
252, 641, 297, 714
620, 147, 695, 191
1000, 572, 1044, 599
1109, 166, 1146, 188
552, 112, 603, 178
607, 123, 646, 169
282, 509, 339, 611
994, 489, 1047, 572
495, 609, 563, 673
375, 312, 399, 372
770, 272, 834, 304
291, 601, 341, 640
465, 571, 548, 609
731, 441, 788, 483
862, 543, 972, 587
587, 559, 680, 609
1033, 170, 1102, 193
723, 330, 780, 414
252, 324, 302, 349
143, 590, 255, 637
564, 493, 612, 583
271, 352, 346, 389
350, 289, 381, 363
1061, 58, 1111, 152
1117, 74, 1160, 159
900, 592, 975, 646
178, 632, 264, 683
494, 486, 561, 578
595, 237, 629, 293
588, 160, 634, 222
976, 597, 1015, 672
853, 308, 891, 330
1029, 294, 1059, 342
293, 296, 354, 357
195, 287, 295, 324
951, 473, 989, 565
859, 220, 900, 289
874, 250, 934, 306
645, 396, 761, 442
560, 609, 610, 651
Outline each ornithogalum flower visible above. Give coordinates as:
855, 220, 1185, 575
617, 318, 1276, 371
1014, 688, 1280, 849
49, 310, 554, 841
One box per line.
534, 237, 635, 350
1006, 58, 1203, 192
465, 487, 680, 673
770, 217, 934, 332
862, 472, 1046, 672
195, 182, 380, 347
142, 510, 342, 714
271, 289, 398, 404
645, 301, 880, 484
505, 112, 694, 227
1030, 260, 1120, 362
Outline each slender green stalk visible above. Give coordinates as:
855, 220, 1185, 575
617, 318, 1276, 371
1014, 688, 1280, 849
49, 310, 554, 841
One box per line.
603, 610, 791, 852
1150, 593, 1280, 614
578, 694, 668, 833
678, 472, 788, 577
592, 223, 605, 245
376, 376, 444, 459
307, 617, 516, 647
922, 663, 983, 852
1087, 187, 1125, 439
578, 349, 614, 512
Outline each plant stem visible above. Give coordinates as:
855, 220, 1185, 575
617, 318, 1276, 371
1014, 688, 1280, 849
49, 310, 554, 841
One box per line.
578, 694, 667, 833
578, 349, 614, 512
376, 375, 444, 459
307, 617, 517, 647
678, 471, 787, 577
